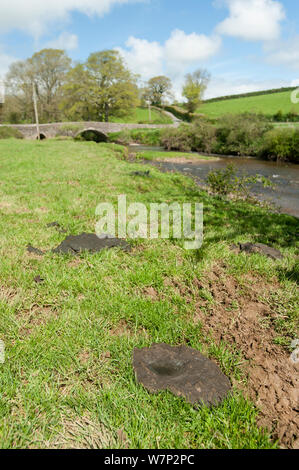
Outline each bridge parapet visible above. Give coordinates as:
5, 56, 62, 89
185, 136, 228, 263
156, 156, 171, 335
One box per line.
0, 121, 178, 140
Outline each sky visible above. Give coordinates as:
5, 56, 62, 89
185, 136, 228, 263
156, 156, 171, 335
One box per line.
0, 0, 298, 99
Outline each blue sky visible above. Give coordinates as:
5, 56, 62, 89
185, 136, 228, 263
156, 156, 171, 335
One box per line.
0, 0, 298, 98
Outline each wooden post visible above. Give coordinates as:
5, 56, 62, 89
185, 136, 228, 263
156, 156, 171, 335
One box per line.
148, 101, 152, 122
32, 81, 40, 140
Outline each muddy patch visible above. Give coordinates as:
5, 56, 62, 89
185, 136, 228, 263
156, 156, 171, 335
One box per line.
142, 286, 159, 301
18, 304, 58, 335
109, 320, 133, 337
0, 284, 19, 304
195, 264, 298, 448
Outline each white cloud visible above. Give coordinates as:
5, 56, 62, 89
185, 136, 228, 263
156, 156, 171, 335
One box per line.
216, 0, 285, 41
45, 32, 78, 50
205, 77, 296, 99
0, 0, 142, 38
118, 30, 221, 87
0, 47, 17, 79
118, 37, 164, 80
265, 36, 299, 70
165, 29, 221, 72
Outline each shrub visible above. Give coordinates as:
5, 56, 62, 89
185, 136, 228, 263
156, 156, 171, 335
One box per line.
191, 120, 217, 153
129, 129, 161, 146
207, 164, 274, 200
0, 126, 24, 139
259, 128, 299, 163
161, 120, 216, 153
161, 125, 193, 151
271, 110, 299, 122
160, 114, 273, 156
108, 129, 162, 146
108, 129, 131, 145
214, 113, 272, 156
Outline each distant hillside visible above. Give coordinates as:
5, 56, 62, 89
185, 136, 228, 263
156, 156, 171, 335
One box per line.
198, 89, 299, 119
203, 87, 297, 103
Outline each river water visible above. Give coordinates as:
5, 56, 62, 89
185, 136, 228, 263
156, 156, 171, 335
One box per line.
129, 145, 299, 218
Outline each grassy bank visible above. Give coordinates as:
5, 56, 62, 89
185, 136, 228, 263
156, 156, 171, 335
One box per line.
0, 139, 298, 449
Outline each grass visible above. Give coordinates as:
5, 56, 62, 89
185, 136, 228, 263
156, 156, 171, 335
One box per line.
0, 139, 298, 449
109, 107, 172, 124
198, 91, 299, 119
134, 150, 219, 161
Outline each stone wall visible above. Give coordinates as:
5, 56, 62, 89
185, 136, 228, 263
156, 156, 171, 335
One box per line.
0, 121, 178, 140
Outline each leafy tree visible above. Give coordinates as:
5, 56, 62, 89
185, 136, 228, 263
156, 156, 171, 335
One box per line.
29, 49, 71, 121
147, 76, 173, 106
61, 50, 139, 122
1, 95, 24, 124
87, 50, 138, 122
59, 64, 95, 121
5, 60, 34, 122
182, 69, 210, 113
5, 49, 71, 122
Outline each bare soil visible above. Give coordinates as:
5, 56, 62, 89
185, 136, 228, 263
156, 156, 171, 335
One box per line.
194, 264, 299, 449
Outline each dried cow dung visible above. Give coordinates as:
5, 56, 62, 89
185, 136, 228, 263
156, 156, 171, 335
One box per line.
27, 244, 45, 256
52, 233, 131, 255
133, 343, 231, 407
46, 221, 67, 233
130, 170, 150, 177
233, 242, 283, 260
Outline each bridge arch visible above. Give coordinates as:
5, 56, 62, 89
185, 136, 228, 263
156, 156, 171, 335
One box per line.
36, 133, 47, 140
76, 128, 108, 143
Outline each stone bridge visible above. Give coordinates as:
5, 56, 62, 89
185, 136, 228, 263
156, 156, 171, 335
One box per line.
1, 121, 178, 141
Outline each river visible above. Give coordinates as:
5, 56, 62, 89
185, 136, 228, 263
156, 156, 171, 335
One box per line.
129, 145, 299, 218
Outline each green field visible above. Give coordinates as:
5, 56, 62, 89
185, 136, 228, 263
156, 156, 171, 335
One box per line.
198, 91, 299, 118
110, 107, 172, 124
0, 139, 298, 449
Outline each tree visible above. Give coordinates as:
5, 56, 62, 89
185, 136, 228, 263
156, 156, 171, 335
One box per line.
61, 50, 139, 122
29, 49, 71, 121
182, 69, 210, 113
5, 49, 71, 123
147, 76, 173, 106
59, 64, 96, 121
88, 50, 138, 122
5, 60, 34, 122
